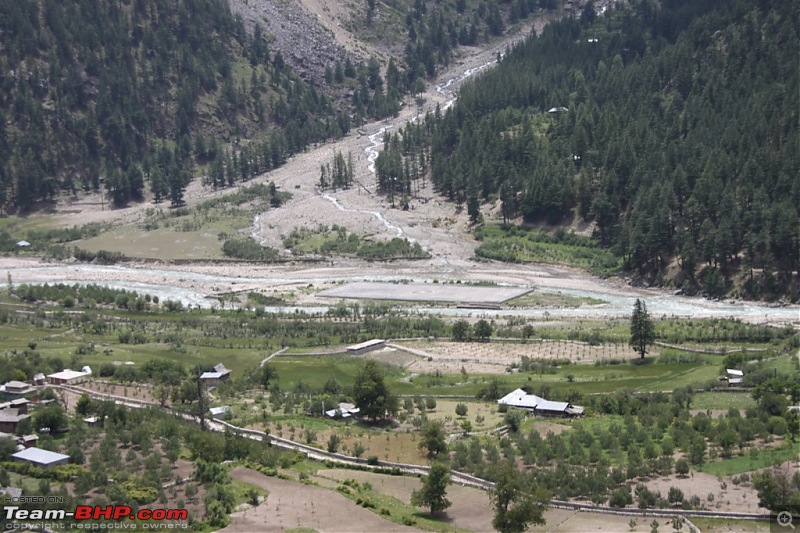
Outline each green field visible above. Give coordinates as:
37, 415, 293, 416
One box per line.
692, 392, 758, 410
270, 356, 404, 391
77, 225, 227, 260
474, 224, 623, 275
699, 446, 799, 477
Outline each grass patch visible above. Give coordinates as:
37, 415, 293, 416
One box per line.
75, 184, 287, 260
474, 224, 622, 275
692, 392, 757, 411
270, 356, 404, 391
699, 445, 797, 477
689, 518, 767, 532
231, 478, 269, 507
505, 290, 606, 308
77, 226, 226, 260
326, 472, 471, 532
282, 225, 429, 261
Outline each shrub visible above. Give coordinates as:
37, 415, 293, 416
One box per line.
609, 487, 633, 508
222, 238, 280, 261
668, 487, 684, 506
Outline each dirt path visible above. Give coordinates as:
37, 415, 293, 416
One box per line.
221, 467, 416, 533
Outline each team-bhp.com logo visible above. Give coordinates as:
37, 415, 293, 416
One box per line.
74, 506, 188, 522
4, 504, 188, 529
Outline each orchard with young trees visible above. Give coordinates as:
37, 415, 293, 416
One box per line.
447, 385, 799, 509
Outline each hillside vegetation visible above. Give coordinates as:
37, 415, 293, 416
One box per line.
377, 0, 799, 299
0, 0, 349, 210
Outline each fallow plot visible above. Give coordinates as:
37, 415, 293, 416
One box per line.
318, 282, 531, 304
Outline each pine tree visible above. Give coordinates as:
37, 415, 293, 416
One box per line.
629, 298, 655, 359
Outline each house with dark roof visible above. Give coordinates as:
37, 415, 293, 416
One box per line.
0, 409, 30, 434
199, 364, 231, 388
2, 381, 35, 395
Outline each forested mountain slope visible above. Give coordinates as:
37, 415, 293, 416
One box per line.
379, 0, 799, 299
0, 0, 349, 210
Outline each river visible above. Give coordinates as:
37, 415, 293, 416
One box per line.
3, 262, 797, 324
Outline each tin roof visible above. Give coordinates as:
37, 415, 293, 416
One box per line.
12, 447, 69, 466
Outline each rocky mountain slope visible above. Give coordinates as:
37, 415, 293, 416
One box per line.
228, 0, 345, 85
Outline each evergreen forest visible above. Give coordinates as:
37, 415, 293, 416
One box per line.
0, 0, 353, 210
377, 0, 799, 298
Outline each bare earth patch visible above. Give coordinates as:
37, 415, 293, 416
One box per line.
318, 282, 531, 304
644, 471, 767, 514
317, 468, 495, 533
395, 340, 637, 377
222, 467, 416, 533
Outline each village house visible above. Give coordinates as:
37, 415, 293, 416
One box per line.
1, 381, 35, 395
0, 408, 30, 434
497, 388, 584, 418
324, 402, 360, 419
209, 406, 232, 420
47, 367, 92, 385
346, 339, 385, 355
199, 363, 231, 388
9, 399, 29, 414
725, 368, 744, 386
12, 447, 69, 469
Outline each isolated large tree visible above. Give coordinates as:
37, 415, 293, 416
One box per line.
491, 462, 548, 533
352, 361, 397, 421
753, 468, 800, 513
411, 462, 452, 514
629, 298, 655, 358
418, 420, 447, 458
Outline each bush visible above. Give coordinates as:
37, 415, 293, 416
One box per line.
609, 487, 633, 508
222, 238, 281, 261
767, 416, 787, 435
668, 487, 684, 506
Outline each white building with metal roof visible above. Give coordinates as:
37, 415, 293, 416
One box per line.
498, 388, 584, 417
47, 368, 91, 385
12, 447, 70, 469
346, 339, 385, 355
